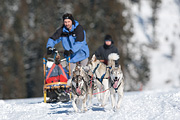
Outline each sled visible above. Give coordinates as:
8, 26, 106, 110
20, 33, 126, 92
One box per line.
43, 50, 71, 103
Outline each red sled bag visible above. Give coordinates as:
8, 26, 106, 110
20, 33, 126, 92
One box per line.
45, 63, 67, 84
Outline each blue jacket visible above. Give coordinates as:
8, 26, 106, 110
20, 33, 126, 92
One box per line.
46, 20, 89, 63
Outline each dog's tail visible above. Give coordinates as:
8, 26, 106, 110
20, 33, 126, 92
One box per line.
108, 53, 119, 67
108, 53, 119, 61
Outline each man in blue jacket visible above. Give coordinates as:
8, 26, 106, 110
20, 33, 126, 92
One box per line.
46, 13, 89, 78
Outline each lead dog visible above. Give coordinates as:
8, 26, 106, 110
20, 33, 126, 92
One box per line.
71, 65, 93, 112
109, 54, 124, 110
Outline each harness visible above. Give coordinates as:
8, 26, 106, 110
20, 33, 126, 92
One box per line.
115, 82, 121, 92
92, 63, 111, 84
93, 63, 100, 74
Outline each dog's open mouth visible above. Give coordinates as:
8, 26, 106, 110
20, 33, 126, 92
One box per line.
113, 80, 119, 88
76, 88, 81, 95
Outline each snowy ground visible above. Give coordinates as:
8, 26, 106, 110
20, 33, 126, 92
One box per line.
1, 88, 180, 120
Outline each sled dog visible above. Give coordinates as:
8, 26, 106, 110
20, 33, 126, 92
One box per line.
71, 65, 93, 112
109, 64, 124, 110
88, 53, 119, 107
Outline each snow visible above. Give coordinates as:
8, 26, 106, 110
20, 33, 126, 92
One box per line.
130, 0, 180, 90
1, 88, 180, 120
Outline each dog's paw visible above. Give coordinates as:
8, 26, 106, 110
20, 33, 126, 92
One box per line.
116, 105, 121, 109
113, 107, 117, 112
84, 108, 88, 111
101, 104, 105, 107
74, 110, 78, 113
73, 107, 78, 112
80, 108, 87, 113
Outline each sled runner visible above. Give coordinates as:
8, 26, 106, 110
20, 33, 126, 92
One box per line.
43, 50, 71, 103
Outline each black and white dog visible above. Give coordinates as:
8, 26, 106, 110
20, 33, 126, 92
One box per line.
71, 65, 93, 112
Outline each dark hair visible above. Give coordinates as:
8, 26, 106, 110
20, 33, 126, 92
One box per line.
62, 13, 75, 25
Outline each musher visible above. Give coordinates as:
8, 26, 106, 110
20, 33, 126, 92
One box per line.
46, 13, 89, 81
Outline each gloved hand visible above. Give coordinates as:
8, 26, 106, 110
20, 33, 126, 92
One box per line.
47, 47, 56, 55
64, 50, 73, 56
100, 60, 108, 65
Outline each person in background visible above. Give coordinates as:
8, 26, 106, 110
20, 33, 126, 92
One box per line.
95, 34, 119, 67
46, 13, 89, 78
